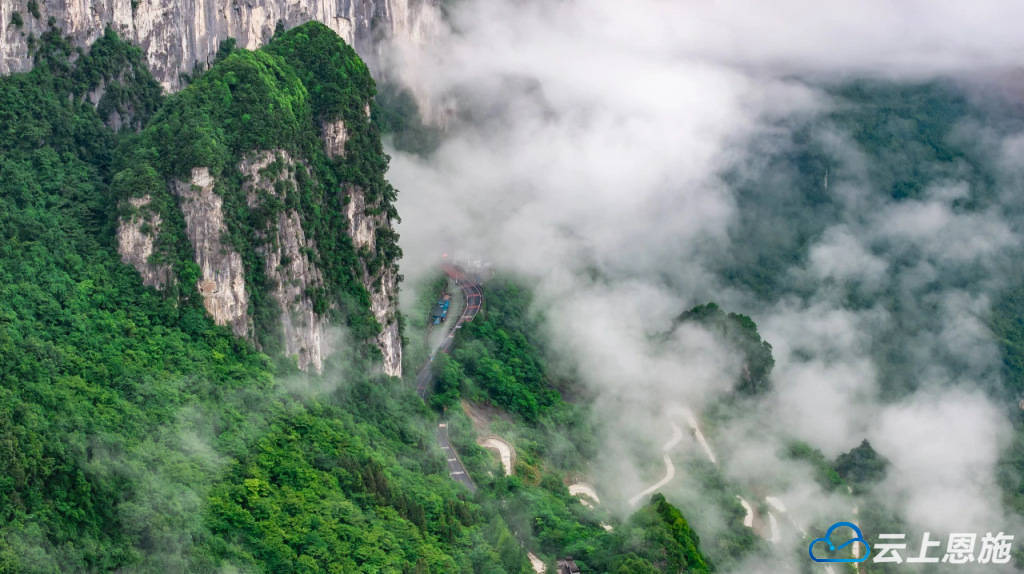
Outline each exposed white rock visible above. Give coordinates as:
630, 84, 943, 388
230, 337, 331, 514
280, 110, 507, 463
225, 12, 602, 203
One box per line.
371, 266, 402, 376
343, 180, 402, 377
174, 167, 252, 338
344, 184, 378, 251
321, 119, 348, 159
379, 0, 447, 124
117, 194, 172, 288
241, 151, 329, 373
0, 0, 442, 91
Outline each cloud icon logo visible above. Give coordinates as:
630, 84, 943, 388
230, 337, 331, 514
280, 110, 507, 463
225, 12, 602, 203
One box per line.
809, 521, 871, 563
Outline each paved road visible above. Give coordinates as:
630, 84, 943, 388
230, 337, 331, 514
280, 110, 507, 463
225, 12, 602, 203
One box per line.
628, 422, 683, 506
414, 265, 484, 491
437, 422, 477, 492
416, 268, 483, 398
414, 270, 548, 566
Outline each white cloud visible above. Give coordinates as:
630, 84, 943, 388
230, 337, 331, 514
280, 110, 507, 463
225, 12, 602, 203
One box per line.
872, 389, 1012, 533
386, 0, 1024, 565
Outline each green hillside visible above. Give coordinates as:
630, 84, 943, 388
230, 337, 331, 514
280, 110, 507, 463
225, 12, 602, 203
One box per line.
0, 22, 713, 573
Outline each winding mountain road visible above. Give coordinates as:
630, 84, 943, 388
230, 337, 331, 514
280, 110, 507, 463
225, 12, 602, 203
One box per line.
629, 422, 684, 506
437, 422, 476, 492
414, 265, 484, 492
413, 268, 547, 571
568, 482, 601, 508
478, 436, 515, 476
416, 266, 482, 398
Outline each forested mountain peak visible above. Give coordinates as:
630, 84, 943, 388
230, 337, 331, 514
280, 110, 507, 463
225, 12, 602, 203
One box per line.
105, 21, 404, 374
0, 24, 425, 571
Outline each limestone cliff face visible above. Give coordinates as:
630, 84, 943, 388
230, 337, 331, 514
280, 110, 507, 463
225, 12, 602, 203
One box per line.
344, 182, 401, 376
0, 0, 440, 91
321, 119, 348, 159
322, 117, 402, 376
371, 265, 401, 377
116, 195, 172, 288
102, 19, 406, 375
174, 167, 252, 338
241, 151, 330, 373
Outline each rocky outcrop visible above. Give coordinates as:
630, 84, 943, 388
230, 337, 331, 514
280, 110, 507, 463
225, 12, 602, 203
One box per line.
344, 183, 402, 376
241, 151, 329, 373
0, 0, 441, 91
117, 195, 172, 288
88, 15, 407, 375
174, 167, 252, 338
344, 182, 377, 249
371, 265, 402, 376
319, 110, 402, 376
321, 119, 348, 159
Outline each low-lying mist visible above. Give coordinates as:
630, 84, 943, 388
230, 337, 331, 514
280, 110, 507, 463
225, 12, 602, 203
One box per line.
385, 1, 1024, 571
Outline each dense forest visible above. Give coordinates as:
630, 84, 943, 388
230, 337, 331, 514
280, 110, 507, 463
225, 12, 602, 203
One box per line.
716, 77, 1024, 569
8, 9, 1022, 574
0, 21, 716, 573
413, 277, 715, 572
0, 21, 534, 573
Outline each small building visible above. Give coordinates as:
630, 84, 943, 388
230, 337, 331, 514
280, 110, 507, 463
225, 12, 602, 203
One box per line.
557, 558, 581, 574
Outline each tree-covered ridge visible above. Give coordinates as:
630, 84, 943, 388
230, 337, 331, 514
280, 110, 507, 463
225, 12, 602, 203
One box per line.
435, 279, 560, 421
0, 25, 528, 572
622, 493, 712, 573
111, 21, 401, 358
133, 48, 310, 179
676, 303, 775, 395
833, 439, 889, 493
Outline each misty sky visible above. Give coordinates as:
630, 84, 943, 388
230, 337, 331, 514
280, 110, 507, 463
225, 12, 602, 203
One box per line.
384, 2, 1024, 571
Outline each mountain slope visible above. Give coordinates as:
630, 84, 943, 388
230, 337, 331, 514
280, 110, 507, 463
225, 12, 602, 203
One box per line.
0, 24, 518, 572
114, 22, 402, 374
